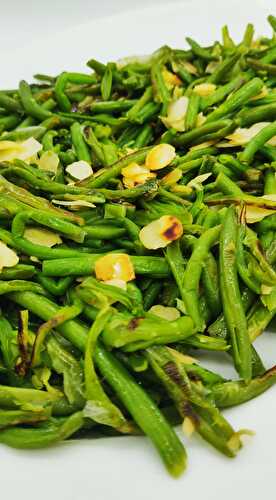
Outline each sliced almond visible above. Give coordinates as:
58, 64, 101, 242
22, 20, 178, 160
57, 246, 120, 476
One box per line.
181, 61, 198, 75
193, 83, 216, 97
0, 137, 42, 163
52, 199, 96, 210
149, 305, 180, 321
121, 162, 156, 188
145, 144, 176, 171
122, 172, 156, 189
95, 253, 135, 282
244, 205, 275, 224
161, 168, 183, 186
205, 61, 220, 74
139, 215, 183, 249
0, 241, 19, 271
122, 163, 149, 178
162, 68, 182, 88
196, 112, 207, 127
189, 140, 216, 151
24, 227, 62, 247
187, 172, 212, 188
161, 96, 189, 132
37, 151, 59, 174
225, 122, 270, 146
66, 160, 93, 180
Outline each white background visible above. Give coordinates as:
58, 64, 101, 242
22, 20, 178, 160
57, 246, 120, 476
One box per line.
1, 1, 276, 499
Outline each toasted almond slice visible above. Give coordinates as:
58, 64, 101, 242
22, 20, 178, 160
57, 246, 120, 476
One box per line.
24, 227, 62, 247
37, 151, 59, 174
161, 168, 183, 186
149, 305, 180, 321
196, 112, 207, 127
0, 137, 42, 163
226, 122, 269, 146
194, 83, 216, 97
187, 172, 212, 188
182, 417, 196, 438
122, 171, 156, 189
181, 61, 198, 75
145, 144, 176, 171
52, 199, 96, 210
162, 68, 182, 88
139, 215, 183, 249
95, 253, 135, 282
189, 140, 216, 151
205, 61, 220, 74
0, 241, 19, 271
167, 96, 189, 122
121, 163, 149, 178
66, 160, 93, 180
244, 205, 275, 224
0, 140, 21, 151
104, 279, 127, 290
161, 96, 189, 132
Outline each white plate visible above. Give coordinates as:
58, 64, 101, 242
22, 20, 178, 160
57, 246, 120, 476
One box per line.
1, 1, 276, 498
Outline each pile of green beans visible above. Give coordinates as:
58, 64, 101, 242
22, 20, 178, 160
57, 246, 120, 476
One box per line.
0, 16, 276, 477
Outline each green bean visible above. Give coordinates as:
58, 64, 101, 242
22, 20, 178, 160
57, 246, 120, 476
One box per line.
126, 87, 153, 122
201, 74, 249, 111
9, 291, 186, 477
219, 207, 252, 381
82, 147, 151, 188
0, 93, 23, 115
55, 72, 96, 112
240, 121, 276, 163
246, 58, 276, 75
70, 122, 91, 163
205, 78, 263, 123
18, 80, 53, 121
186, 37, 217, 61
237, 102, 276, 126
212, 366, 276, 408
208, 52, 241, 84
0, 115, 21, 133
242, 23, 254, 47
0, 412, 84, 449
172, 119, 232, 147
151, 63, 170, 115
185, 93, 199, 131
101, 65, 113, 101
180, 226, 221, 331
42, 254, 170, 278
